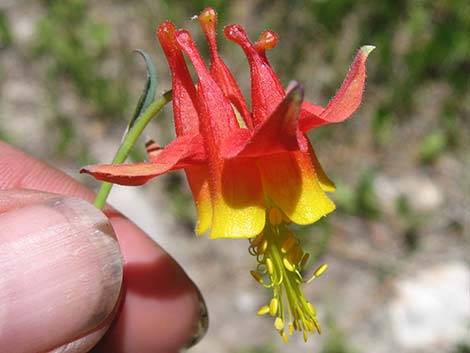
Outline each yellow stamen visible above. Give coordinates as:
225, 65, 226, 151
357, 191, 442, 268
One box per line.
305, 321, 314, 332
306, 263, 328, 283
314, 263, 328, 277
269, 297, 279, 316
250, 270, 263, 284
248, 213, 324, 342
266, 258, 274, 275
314, 319, 322, 334
257, 239, 268, 254
281, 331, 289, 344
257, 305, 270, 315
274, 317, 284, 331
307, 302, 316, 316
283, 257, 295, 272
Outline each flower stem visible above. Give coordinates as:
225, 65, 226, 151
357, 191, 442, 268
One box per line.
93, 90, 172, 209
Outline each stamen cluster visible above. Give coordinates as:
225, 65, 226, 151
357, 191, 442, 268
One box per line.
249, 207, 328, 343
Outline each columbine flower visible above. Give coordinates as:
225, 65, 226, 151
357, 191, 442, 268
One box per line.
81, 8, 373, 342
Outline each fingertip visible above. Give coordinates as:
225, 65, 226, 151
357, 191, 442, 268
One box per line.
0, 194, 123, 353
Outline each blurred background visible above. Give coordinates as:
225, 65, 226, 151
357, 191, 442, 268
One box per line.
0, 0, 468, 352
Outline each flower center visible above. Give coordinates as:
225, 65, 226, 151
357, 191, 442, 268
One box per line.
248, 207, 328, 343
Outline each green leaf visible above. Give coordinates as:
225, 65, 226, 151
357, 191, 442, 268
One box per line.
128, 49, 158, 131
93, 90, 173, 209
92, 52, 163, 210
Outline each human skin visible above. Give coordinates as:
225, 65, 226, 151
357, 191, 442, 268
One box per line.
0, 141, 206, 353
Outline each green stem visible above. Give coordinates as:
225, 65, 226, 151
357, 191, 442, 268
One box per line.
93, 90, 172, 209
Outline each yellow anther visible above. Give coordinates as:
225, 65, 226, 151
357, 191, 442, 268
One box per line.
257, 305, 270, 315
257, 239, 268, 254
303, 330, 309, 342
268, 207, 283, 226
306, 263, 328, 283
250, 270, 264, 284
281, 235, 296, 253
274, 317, 284, 331
282, 257, 295, 272
307, 302, 316, 316
314, 263, 328, 277
314, 319, 322, 334
305, 321, 315, 332
281, 331, 289, 344
266, 257, 274, 275
269, 297, 279, 316
288, 322, 294, 336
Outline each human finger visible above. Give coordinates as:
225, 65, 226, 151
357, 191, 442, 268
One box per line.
0, 191, 123, 353
0, 141, 207, 352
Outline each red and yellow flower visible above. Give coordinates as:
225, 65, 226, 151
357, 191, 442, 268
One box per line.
81, 8, 373, 342
82, 8, 373, 239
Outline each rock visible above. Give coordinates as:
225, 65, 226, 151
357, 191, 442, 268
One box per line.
388, 262, 470, 350
374, 173, 444, 213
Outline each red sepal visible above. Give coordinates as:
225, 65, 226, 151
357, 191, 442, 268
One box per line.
199, 8, 252, 129
299, 46, 375, 131
157, 22, 199, 136
222, 83, 307, 159
176, 29, 240, 146
80, 134, 205, 186
225, 24, 285, 126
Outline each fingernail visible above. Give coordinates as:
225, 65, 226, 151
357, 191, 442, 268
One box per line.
0, 196, 123, 353
184, 288, 209, 350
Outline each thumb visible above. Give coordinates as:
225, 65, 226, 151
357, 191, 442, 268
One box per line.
0, 190, 123, 353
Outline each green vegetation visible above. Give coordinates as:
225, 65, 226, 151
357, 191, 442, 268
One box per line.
419, 130, 447, 163
34, 0, 129, 120
456, 341, 470, 353
321, 326, 358, 353
0, 10, 12, 48
335, 168, 380, 219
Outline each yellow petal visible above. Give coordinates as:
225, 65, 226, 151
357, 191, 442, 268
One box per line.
258, 152, 335, 225
308, 144, 336, 192
185, 166, 212, 235
209, 158, 265, 238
